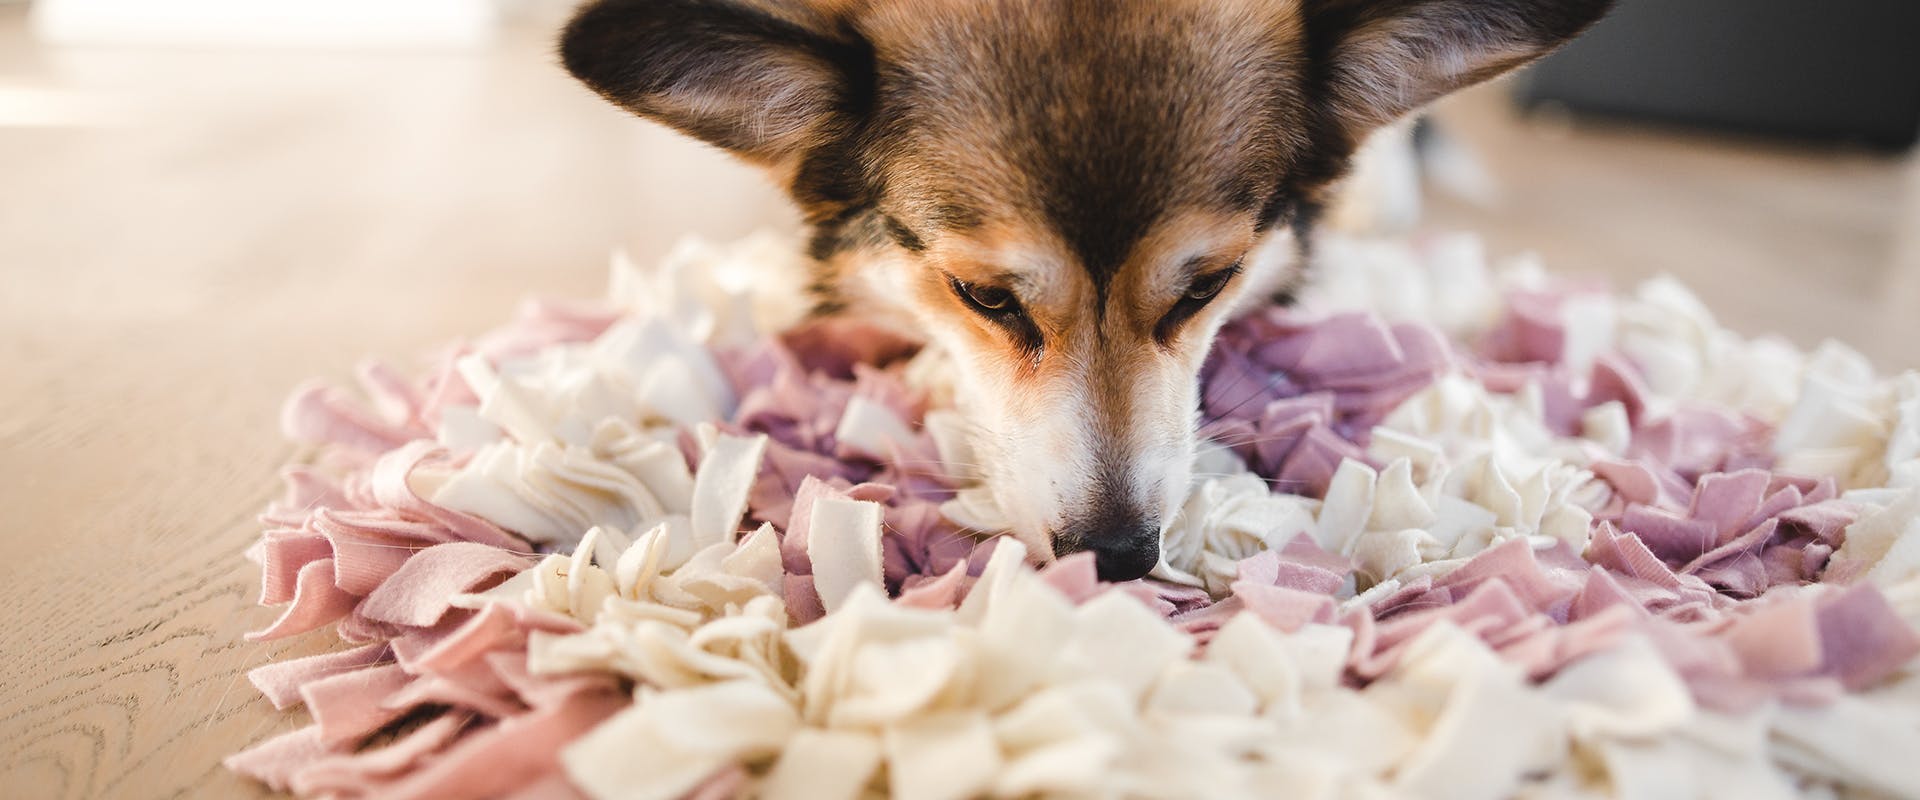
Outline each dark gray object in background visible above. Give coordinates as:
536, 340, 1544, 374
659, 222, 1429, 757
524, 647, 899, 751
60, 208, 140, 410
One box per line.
1515, 0, 1920, 150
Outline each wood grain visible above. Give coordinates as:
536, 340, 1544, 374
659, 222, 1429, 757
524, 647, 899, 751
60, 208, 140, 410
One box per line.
0, 6, 1913, 798
0, 10, 794, 797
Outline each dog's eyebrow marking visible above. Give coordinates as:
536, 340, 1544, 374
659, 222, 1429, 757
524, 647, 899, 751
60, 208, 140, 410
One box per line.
929, 202, 983, 231
1175, 251, 1248, 285
880, 215, 926, 252
941, 237, 1051, 291
879, 198, 980, 253
1175, 255, 1211, 285
983, 269, 1035, 294
941, 261, 1035, 299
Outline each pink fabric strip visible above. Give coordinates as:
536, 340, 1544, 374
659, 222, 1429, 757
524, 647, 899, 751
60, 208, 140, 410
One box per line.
358, 542, 532, 628
248, 642, 391, 710
246, 557, 358, 641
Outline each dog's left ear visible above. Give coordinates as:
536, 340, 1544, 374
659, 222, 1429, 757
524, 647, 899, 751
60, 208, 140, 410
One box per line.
559, 0, 870, 170
1305, 0, 1614, 146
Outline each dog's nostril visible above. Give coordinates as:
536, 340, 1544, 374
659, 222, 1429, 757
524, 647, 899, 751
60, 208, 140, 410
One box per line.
1053, 518, 1162, 583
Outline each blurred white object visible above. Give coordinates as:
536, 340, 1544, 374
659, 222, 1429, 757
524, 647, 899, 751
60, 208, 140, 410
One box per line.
1329, 116, 1501, 236
32, 0, 498, 49
1418, 119, 1503, 209
1329, 119, 1426, 235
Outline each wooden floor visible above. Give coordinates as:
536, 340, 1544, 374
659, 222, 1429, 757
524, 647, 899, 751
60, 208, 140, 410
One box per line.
0, 8, 1915, 798
1425, 89, 1920, 367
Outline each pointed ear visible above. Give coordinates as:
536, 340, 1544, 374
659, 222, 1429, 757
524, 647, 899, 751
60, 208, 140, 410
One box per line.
560, 0, 871, 168
1306, 0, 1613, 143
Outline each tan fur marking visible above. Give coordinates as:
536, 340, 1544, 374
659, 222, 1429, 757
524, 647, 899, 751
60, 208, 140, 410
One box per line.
562, 0, 1614, 573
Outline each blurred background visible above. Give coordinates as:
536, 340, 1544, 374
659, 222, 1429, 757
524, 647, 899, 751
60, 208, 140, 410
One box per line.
6, 0, 1916, 545
0, 2, 1914, 793
2, 0, 1917, 375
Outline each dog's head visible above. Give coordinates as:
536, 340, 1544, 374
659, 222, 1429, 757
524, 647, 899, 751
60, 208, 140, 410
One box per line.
561, 0, 1611, 580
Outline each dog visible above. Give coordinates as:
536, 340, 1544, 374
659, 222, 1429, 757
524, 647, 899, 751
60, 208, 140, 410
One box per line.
558, 0, 1613, 581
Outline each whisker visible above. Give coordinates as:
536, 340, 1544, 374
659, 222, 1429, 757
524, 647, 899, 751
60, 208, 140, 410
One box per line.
1208, 371, 1296, 421
328, 540, 549, 558
1201, 358, 1256, 412
889, 459, 984, 470
1187, 472, 1315, 490
1201, 430, 1341, 450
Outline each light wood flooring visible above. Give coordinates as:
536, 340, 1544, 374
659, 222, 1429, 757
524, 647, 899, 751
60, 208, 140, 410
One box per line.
2, 9, 1914, 797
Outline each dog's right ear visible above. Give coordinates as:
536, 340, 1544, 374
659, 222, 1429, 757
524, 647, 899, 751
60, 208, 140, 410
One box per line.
1302, 0, 1614, 148
560, 0, 871, 168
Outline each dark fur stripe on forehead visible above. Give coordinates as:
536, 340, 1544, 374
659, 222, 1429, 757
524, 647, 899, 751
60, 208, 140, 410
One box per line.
563, 0, 1611, 314
860, 0, 1304, 294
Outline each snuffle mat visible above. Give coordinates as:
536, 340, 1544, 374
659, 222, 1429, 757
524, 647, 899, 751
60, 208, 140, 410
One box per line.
228, 231, 1920, 800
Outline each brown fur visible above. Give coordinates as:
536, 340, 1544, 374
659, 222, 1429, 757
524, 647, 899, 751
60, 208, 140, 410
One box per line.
561, 0, 1614, 579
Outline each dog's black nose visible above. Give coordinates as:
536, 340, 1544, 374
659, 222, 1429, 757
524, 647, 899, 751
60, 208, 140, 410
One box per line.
1053, 513, 1162, 582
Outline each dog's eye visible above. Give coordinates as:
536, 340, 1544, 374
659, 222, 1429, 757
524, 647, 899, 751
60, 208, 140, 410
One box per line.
948, 275, 1044, 356
1185, 269, 1234, 302
950, 277, 1017, 314
1155, 264, 1241, 343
